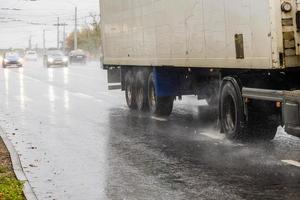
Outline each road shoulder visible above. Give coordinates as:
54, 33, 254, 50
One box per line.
0, 127, 37, 200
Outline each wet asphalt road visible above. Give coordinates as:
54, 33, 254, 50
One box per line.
0, 60, 299, 200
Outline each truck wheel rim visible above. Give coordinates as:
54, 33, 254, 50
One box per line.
149, 85, 156, 110
224, 96, 236, 132
126, 84, 133, 105
136, 86, 143, 109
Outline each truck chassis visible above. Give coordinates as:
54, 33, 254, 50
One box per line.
105, 65, 300, 140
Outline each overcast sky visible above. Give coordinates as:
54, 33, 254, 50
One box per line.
0, 0, 100, 49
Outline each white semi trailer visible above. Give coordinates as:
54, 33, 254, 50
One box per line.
100, 0, 300, 140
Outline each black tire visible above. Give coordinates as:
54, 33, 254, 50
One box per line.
125, 71, 137, 109
220, 80, 245, 140
220, 79, 278, 141
148, 73, 174, 116
135, 70, 149, 111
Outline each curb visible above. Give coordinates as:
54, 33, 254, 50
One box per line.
0, 127, 38, 200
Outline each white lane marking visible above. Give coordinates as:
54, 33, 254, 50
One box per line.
198, 131, 225, 140
281, 160, 300, 168
14, 95, 32, 102
151, 116, 168, 122
73, 92, 93, 99
72, 93, 104, 103
9, 69, 105, 103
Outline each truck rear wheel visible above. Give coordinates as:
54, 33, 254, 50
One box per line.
135, 70, 149, 111
220, 79, 278, 141
148, 73, 174, 116
220, 80, 246, 140
125, 71, 137, 109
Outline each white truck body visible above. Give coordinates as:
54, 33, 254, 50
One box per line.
100, 0, 300, 69
100, 0, 300, 139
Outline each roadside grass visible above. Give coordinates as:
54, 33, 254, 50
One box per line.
0, 139, 25, 200
0, 165, 24, 200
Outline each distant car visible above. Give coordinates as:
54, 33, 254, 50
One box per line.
69, 49, 87, 64
44, 50, 68, 68
25, 51, 38, 61
2, 52, 23, 68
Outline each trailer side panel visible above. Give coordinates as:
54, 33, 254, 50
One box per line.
101, 0, 274, 69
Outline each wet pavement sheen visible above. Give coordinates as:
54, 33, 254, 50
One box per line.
0, 61, 299, 200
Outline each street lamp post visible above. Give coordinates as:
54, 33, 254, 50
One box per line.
74, 6, 78, 50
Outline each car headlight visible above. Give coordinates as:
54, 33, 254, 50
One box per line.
4, 59, 8, 63
18, 58, 23, 63
48, 58, 54, 63
63, 57, 68, 62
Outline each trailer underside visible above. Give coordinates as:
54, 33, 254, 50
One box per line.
104, 64, 300, 140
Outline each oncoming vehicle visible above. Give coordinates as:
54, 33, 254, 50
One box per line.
25, 50, 38, 61
2, 52, 23, 68
69, 49, 87, 64
44, 50, 68, 68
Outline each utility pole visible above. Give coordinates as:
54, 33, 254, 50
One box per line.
28, 35, 32, 50
63, 24, 66, 52
53, 17, 61, 49
61, 23, 68, 52
99, 0, 101, 23
57, 17, 60, 49
74, 6, 78, 50
54, 19, 68, 51
43, 29, 46, 53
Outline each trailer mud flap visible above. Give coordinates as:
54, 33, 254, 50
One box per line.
154, 68, 180, 97
107, 68, 121, 90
